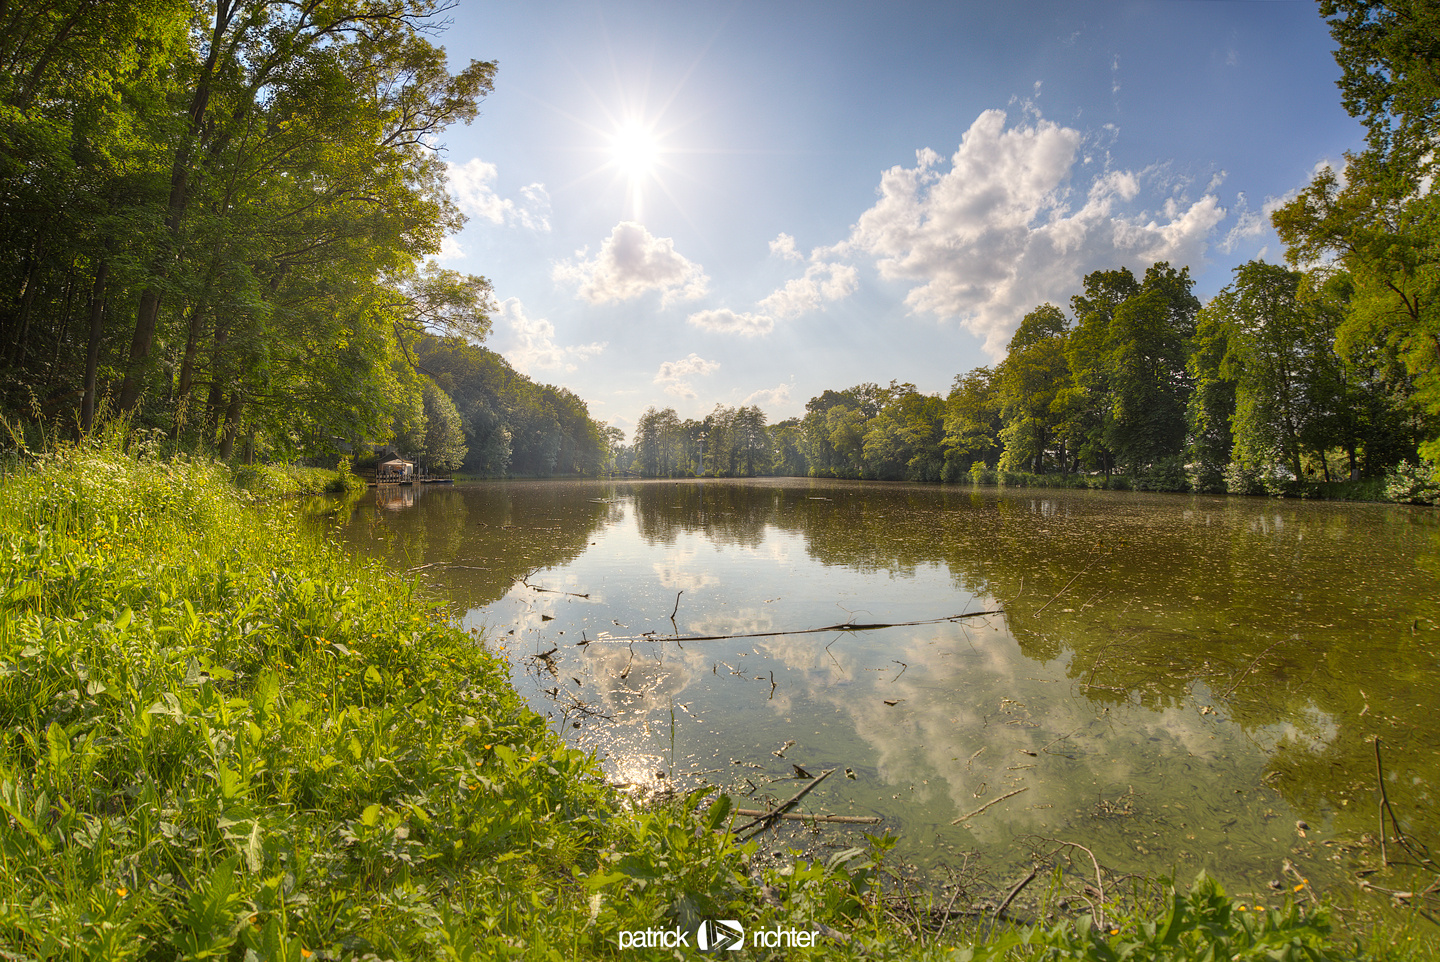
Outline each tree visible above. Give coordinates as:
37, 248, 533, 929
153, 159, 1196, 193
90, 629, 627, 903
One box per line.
768, 418, 807, 476
1102, 263, 1199, 472
943, 367, 1003, 478
1272, 0, 1440, 460
115, 1, 497, 418
1057, 268, 1140, 476
420, 380, 467, 472
997, 304, 1069, 473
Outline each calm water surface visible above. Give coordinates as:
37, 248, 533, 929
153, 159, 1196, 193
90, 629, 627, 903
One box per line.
331, 478, 1440, 901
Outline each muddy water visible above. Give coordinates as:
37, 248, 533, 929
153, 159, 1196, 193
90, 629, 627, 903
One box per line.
331, 478, 1440, 904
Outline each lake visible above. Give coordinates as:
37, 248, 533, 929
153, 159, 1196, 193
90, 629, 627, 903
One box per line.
329, 478, 1440, 906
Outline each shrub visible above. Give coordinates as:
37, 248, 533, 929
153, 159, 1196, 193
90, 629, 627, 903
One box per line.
1385, 460, 1440, 505
1224, 462, 1267, 495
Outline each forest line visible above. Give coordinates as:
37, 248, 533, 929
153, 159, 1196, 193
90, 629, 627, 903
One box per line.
621, 256, 1436, 501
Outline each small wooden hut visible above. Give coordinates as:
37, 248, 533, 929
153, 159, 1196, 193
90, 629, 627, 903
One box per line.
376, 457, 414, 484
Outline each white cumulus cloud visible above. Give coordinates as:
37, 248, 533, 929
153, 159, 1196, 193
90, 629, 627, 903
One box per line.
554, 221, 709, 306
758, 261, 858, 319
654, 353, 719, 399
496, 298, 606, 375
769, 232, 803, 261
446, 159, 551, 231
436, 236, 465, 262
839, 108, 1227, 356
743, 383, 792, 409
686, 308, 774, 337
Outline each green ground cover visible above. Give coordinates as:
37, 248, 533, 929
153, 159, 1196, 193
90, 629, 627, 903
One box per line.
0, 436, 1417, 960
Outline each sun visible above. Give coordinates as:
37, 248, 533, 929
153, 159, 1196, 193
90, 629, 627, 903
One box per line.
609, 120, 659, 181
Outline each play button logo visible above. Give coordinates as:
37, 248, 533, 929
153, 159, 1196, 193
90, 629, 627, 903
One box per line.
696, 919, 744, 952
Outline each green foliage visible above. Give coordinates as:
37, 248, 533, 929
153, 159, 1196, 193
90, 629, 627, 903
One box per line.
418, 336, 607, 477
1385, 459, 1440, 504
231, 463, 365, 499
1272, 2, 1440, 467
952, 873, 1362, 962
997, 305, 1070, 474
0, 1, 498, 462
1103, 264, 1200, 473
945, 368, 1004, 473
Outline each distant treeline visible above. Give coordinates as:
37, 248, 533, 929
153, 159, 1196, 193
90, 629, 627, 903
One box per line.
407, 335, 612, 478
624, 258, 1436, 494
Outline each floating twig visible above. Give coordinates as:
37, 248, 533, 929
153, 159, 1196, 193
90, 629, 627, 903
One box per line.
670, 590, 683, 620
520, 571, 591, 599
951, 786, 1029, 825
1033, 555, 1101, 616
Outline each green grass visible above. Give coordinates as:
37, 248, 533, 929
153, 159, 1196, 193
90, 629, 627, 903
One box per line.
231, 463, 366, 498
0, 434, 1417, 960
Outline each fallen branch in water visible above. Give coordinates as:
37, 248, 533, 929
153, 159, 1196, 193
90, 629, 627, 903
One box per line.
732, 809, 881, 824
993, 866, 1038, 922
1374, 736, 1431, 866
1033, 555, 1102, 616
951, 786, 1028, 825
736, 768, 834, 840
1219, 638, 1288, 698
597, 608, 1005, 645
520, 571, 591, 599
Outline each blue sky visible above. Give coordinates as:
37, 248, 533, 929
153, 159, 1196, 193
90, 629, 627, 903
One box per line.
432, 1, 1361, 436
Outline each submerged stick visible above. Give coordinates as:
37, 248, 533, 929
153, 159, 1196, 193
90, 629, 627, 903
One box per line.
731, 809, 881, 824
993, 866, 1038, 921
1374, 736, 1429, 865
735, 768, 835, 840
1033, 556, 1100, 616
598, 608, 1005, 645
1220, 638, 1288, 698
951, 786, 1029, 825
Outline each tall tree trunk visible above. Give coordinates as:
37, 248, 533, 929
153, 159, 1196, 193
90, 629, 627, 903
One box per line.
205, 318, 230, 433
218, 391, 242, 460
10, 258, 38, 368
50, 260, 78, 373
117, 1, 233, 413
173, 305, 205, 435
80, 259, 109, 432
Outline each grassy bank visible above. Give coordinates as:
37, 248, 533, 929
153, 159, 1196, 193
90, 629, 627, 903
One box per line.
0, 440, 1409, 959
231, 462, 367, 499
963, 465, 1403, 502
